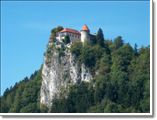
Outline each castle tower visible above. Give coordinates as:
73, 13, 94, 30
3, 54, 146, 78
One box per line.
81, 24, 90, 43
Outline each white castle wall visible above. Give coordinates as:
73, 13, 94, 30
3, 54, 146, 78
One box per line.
56, 32, 80, 43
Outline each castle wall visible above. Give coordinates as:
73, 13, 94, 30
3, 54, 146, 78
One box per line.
56, 32, 80, 43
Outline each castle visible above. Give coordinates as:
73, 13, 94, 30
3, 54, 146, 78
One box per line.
56, 24, 91, 44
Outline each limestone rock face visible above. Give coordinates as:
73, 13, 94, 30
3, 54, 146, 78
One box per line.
40, 46, 92, 108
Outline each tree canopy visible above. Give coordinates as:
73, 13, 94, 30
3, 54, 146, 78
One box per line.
1, 27, 150, 113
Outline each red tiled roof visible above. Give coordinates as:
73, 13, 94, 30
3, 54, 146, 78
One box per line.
82, 24, 89, 31
60, 28, 81, 35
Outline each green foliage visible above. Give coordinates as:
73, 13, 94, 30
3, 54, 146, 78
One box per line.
0, 97, 10, 113
134, 43, 138, 56
40, 104, 48, 113
51, 42, 150, 113
113, 36, 123, 50
96, 28, 104, 47
111, 43, 133, 72
96, 53, 111, 74
51, 26, 63, 41
81, 44, 97, 68
45, 43, 54, 65
94, 75, 109, 103
68, 33, 150, 113
51, 82, 94, 113
71, 42, 105, 71
90, 34, 97, 45
88, 99, 123, 113
63, 35, 70, 44
51, 97, 68, 113
20, 103, 38, 113
1, 27, 150, 113
70, 41, 83, 59
1, 68, 42, 113
45, 26, 64, 65
57, 46, 65, 59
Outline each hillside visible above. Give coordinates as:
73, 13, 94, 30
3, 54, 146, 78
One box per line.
0, 69, 43, 112
0, 26, 150, 113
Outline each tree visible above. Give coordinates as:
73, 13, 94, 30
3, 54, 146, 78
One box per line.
113, 36, 123, 49
0, 97, 10, 113
111, 43, 133, 72
51, 97, 68, 113
96, 28, 104, 47
127, 46, 150, 112
110, 43, 134, 105
0, 31, 150, 113
81, 44, 96, 68
63, 35, 70, 44
90, 34, 97, 45
97, 53, 111, 74
0, 69, 42, 113
51, 26, 63, 41
3, 88, 10, 97
51, 82, 94, 113
134, 43, 138, 56
70, 41, 83, 59
11, 90, 22, 112
94, 75, 108, 103
40, 104, 48, 113
20, 103, 37, 113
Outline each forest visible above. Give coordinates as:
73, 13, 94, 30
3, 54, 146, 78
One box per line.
0, 27, 150, 113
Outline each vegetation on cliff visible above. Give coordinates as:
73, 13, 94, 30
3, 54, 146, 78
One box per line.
0, 27, 150, 113
51, 31, 150, 113
0, 68, 42, 113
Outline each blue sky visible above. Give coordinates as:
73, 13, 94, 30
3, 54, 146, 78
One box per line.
1, 1, 150, 95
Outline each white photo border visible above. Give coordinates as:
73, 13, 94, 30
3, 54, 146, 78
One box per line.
0, 0, 153, 116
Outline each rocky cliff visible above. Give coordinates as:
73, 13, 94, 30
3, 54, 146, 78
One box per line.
40, 39, 92, 108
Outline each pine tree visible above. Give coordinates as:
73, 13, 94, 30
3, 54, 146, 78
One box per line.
96, 28, 104, 47
114, 36, 123, 49
134, 43, 138, 56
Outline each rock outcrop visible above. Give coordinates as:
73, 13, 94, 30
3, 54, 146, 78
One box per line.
40, 41, 92, 108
